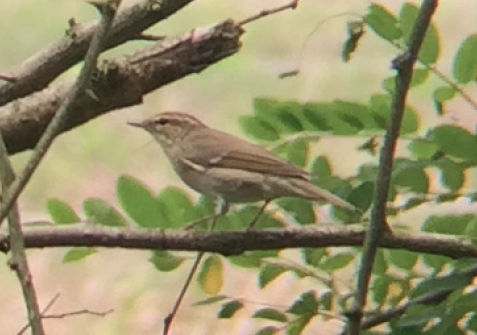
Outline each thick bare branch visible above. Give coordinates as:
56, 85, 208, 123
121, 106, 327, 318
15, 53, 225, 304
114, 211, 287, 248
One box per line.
0, 20, 243, 155
0, 0, 196, 107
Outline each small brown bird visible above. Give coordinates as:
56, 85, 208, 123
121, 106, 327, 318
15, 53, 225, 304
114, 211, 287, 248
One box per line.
129, 112, 359, 227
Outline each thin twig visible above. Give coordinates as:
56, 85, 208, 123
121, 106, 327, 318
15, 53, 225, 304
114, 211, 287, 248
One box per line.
17, 294, 60, 335
0, 114, 44, 335
358, 262, 477, 332
163, 214, 220, 335
163, 252, 205, 335
347, 1, 439, 335
389, 40, 477, 113
0, 0, 122, 227
239, 0, 299, 26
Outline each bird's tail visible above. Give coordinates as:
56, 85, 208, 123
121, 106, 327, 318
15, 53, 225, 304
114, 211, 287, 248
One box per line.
289, 178, 360, 213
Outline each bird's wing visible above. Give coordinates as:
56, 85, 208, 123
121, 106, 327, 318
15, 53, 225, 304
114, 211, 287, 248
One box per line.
184, 129, 309, 180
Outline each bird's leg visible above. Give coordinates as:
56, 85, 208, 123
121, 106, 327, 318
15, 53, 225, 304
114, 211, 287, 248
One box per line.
247, 199, 272, 231
184, 198, 229, 231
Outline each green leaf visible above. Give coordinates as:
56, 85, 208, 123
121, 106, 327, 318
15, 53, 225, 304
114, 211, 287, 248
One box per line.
398, 304, 443, 327
399, 3, 440, 64
365, 3, 401, 41
47, 198, 80, 225
286, 139, 308, 168
194, 295, 228, 306
218, 300, 243, 318
385, 249, 418, 270
333, 100, 372, 131
422, 214, 474, 235
83, 198, 127, 227
302, 103, 333, 131
276, 198, 315, 225
287, 315, 313, 335
259, 264, 288, 288
464, 217, 477, 237
150, 250, 186, 272
302, 248, 328, 267
156, 187, 196, 228
256, 326, 279, 335
276, 108, 304, 133
287, 291, 319, 315
253, 308, 288, 322
239, 115, 280, 142
373, 250, 388, 275
410, 272, 472, 299
392, 161, 429, 193
408, 139, 438, 160
371, 275, 391, 305
428, 125, 477, 161
383, 69, 429, 93
437, 158, 465, 191
401, 106, 420, 135
319, 253, 355, 271
63, 247, 96, 263
116, 175, 168, 228
368, 94, 391, 129
433, 86, 456, 115
228, 254, 262, 268
310, 156, 332, 180
198, 255, 223, 295
421, 254, 449, 273
452, 34, 477, 83
347, 181, 374, 212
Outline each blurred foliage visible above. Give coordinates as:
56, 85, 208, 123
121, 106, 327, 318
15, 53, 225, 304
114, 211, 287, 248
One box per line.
44, 1, 477, 334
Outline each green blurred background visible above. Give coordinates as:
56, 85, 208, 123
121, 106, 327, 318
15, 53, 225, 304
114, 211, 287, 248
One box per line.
0, 0, 476, 334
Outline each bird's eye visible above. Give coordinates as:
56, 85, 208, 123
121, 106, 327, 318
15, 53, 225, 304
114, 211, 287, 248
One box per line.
156, 118, 169, 126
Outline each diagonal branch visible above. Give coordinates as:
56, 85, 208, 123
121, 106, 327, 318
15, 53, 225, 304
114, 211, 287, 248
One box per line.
0, 0, 196, 107
0, 1, 122, 228
0, 20, 243, 155
0, 226, 475, 260
348, 1, 439, 334
0, 118, 44, 334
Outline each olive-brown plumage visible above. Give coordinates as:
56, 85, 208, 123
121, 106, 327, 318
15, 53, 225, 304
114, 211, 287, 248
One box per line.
129, 112, 358, 215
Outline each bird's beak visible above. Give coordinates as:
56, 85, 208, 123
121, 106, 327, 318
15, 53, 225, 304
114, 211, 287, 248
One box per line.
127, 121, 146, 129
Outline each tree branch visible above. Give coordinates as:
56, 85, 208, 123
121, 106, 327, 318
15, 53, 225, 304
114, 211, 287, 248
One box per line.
0, 226, 474, 259
348, 1, 439, 334
0, 0, 122, 226
0, 20, 243, 155
0, 109, 44, 335
347, 0, 437, 335
0, 0, 196, 107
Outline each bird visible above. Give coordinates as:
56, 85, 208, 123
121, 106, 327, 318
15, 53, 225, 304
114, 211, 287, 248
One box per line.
128, 112, 359, 228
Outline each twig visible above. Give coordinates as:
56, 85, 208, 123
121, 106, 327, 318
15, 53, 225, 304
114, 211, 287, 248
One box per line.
16, 293, 113, 335
389, 40, 477, 113
0, 112, 44, 335
347, 1, 439, 335
239, 0, 299, 26
163, 252, 205, 335
0, 0, 196, 107
358, 262, 477, 332
0, 0, 122, 227
0, 20, 243, 155
163, 214, 220, 335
